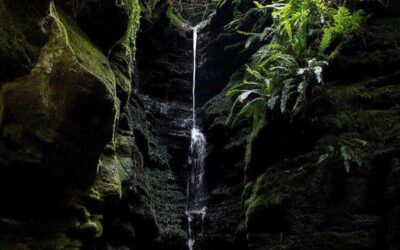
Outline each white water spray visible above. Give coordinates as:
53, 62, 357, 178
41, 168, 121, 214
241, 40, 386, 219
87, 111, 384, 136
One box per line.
186, 25, 207, 250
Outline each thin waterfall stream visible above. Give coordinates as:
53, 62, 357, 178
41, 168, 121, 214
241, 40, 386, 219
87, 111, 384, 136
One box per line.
186, 25, 207, 250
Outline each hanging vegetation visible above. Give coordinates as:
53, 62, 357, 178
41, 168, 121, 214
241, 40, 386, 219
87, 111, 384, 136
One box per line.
226, 0, 367, 129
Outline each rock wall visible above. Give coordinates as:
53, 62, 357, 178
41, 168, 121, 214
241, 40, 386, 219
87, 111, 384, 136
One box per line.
0, 0, 399, 249
0, 0, 144, 248
0, 0, 209, 248
201, 1, 400, 250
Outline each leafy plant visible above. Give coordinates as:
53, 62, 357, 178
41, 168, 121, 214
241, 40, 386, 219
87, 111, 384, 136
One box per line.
320, 7, 366, 53
226, 0, 366, 127
166, 5, 184, 26
140, 0, 160, 20
293, 58, 328, 112
226, 44, 300, 125
225, 0, 367, 168
318, 138, 367, 173
237, 27, 274, 49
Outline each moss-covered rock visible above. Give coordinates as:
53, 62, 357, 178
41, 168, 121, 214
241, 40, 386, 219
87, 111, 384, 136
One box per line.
0, 0, 142, 248
237, 8, 400, 250
199, 2, 400, 250
0, 2, 117, 186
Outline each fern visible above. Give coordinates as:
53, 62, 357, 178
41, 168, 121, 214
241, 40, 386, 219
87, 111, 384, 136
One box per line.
253, 1, 266, 9
340, 145, 363, 173
320, 28, 332, 53
226, 0, 367, 150
280, 79, 296, 113
226, 84, 263, 126
318, 138, 367, 173
232, 97, 266, 125
238, 27, 274, 49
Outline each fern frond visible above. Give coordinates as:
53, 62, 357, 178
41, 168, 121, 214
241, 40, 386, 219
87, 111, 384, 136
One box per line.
253, 1, 266, 9
320, 28, 332, 53
232, 97, 266, 125
280, 79, 296, 113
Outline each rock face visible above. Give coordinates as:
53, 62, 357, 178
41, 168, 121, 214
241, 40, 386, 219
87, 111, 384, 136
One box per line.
0, 0, 399, 249
0, 0, 194, 248
242, 6, 400, 250
200, 1, 400, 250
1, 2, 118, 187
0, 0, 142, 248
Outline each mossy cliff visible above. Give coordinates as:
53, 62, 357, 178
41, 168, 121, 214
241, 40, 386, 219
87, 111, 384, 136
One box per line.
0, 0, 191, 249
0, 0, 144, 248
200, 0, 400, 249
0, 0, 399, 249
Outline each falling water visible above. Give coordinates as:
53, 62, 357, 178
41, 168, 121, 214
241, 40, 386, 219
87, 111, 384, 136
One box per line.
192, 25, 198, 129
186, 25, 207, 250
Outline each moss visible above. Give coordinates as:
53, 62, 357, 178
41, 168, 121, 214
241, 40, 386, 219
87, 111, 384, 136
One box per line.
244, 159, 312, 214
322, 109, 399, 139
166, 4, 184, 26
113, 66, 131, 103
0, 0, 142, 247
76, 220, 102, 239
242, 167, 295, 236
120, 0, 141, 60
91, 215, 104, 237
145, 168, 186, 242
52, 5, 116, 92
93, 153, 122, 198
0, 1, 119, 186
245, 169, 287, 215
245, 112, 266, 168
87, 188, 103, 203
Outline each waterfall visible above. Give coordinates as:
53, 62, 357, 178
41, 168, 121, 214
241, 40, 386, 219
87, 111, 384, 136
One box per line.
186, 25, 207, 250
192, 25, 197, 129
